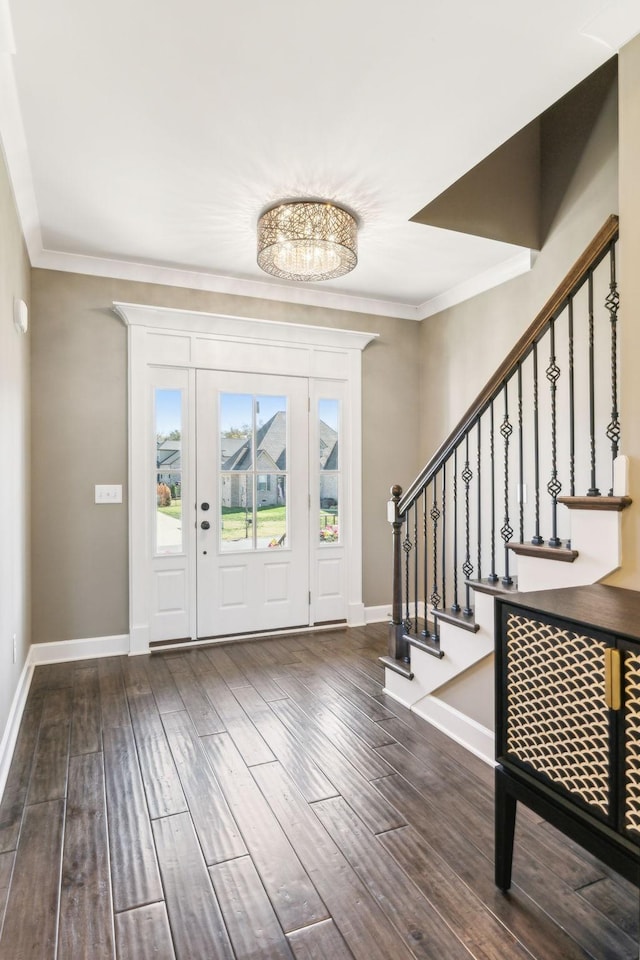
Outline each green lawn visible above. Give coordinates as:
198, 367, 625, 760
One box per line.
158, 501, 339, 542
222, 504, 286, 541
157, 499, 182, 520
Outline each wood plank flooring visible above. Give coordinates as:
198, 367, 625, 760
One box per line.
0, 623, 638, 959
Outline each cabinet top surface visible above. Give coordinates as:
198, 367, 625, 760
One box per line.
497, 584, 640, 639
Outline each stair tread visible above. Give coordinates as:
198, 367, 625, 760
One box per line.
403, 633, 444, 659
557, 495, 632, 512
466, 577, 519, 596
507, 541, 578, 563
433, 608, 479, 633
378, 655, 414, 679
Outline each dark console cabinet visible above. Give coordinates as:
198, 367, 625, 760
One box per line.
494, 583, 640, 891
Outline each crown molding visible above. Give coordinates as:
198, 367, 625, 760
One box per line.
2, 33, 533, 325
33, 247, 421, 320
418, 249, 535, 320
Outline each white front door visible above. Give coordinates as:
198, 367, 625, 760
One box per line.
195, 370, 310, 638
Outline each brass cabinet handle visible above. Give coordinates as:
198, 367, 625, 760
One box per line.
604, 648, 621, 711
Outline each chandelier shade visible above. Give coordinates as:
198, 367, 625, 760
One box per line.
257, 201, 357, 282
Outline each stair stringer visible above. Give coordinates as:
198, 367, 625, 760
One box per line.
514, 508, 622, 592
382, 591, 494, 709
381, 505, 627, 765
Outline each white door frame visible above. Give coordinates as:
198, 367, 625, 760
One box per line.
115, 302, 377, 655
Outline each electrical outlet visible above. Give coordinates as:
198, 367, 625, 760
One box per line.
12, 634, 16, 664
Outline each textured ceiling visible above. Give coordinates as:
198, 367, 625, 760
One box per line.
1, 0, 639, 319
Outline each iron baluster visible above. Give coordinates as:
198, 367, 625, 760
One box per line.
441, 466, 447, 610
413, 502, 419, 632
403, 517, 412, 633
605, 242, 620, 493
451, 449, 460, 612
531, 342, 544, 544
430, 479, 440, 642
546, 316, 562, 545
566, 296, 575, 497
489, 400, 498, 581
421, 487, 430, 638
518, 362, 524, 543
462, 434, 474, 615
587, 270, 600, 496
500, 384, 514, 585
477, 418, 482, 582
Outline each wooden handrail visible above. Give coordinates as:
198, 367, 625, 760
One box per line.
399, 215, 619, 514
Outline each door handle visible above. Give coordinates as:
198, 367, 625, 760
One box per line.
200, 520, 211, 530
605, 648, 621, 711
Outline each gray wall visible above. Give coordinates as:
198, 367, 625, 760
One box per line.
30, 272, 421, 644
609, 34, 640, 592
418, 69, 619, 726
418, 77, 619, 467
0, 147, 31, 736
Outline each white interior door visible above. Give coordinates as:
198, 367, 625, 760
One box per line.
196, 370, 309, 638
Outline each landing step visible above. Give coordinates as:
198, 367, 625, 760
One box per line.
433, 608, 479, 633
558, 495, 632, 512
405, 634, 445, 659
507, 541, 578, 563
466, 577, 519, 596
378, 655, 414, 679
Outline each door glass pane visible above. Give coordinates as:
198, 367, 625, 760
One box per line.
319, 398, 340, 543
220, 473, 254, 551
155, 389, 182, 554
256, 395, 287, 470
319, 398, 339, 469
257, 475, 287, 548
219, 392, 289, 552
220, 393, 253, 469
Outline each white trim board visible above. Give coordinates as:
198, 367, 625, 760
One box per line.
29, 633, 130, 666
382, 685, 495, 766
0, 658, 34, 805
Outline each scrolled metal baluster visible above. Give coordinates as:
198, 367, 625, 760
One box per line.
462, 433, 474, 615
489, 400, 498, 581
477, 417, 482, 582
413, 502, 419, 632
531, 342, 544, 544
441, 466, 447, 611
451, 449, 460, 612
568, 297, 576, 497
422, 487, 430, 638
587, 271, 601, 496
430, 479, 441, 641
546, 317, 562, 545
500, 384, 514, 585
403, 521, 412, 633
518, 362, 524, 544
605, 242, 620, 494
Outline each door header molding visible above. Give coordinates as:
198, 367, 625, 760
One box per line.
113, 302, 378, 352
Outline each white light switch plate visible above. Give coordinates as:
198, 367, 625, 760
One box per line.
95, 484, 122, 504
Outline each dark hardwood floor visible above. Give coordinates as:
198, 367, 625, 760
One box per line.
0, 623, 637, 959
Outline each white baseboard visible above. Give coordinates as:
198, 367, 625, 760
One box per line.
411, 694, 495, 766
29, 633, 130, 665
0, 658, 34, 804
365, 605, 392, 624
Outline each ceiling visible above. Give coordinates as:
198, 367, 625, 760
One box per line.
1, 0, 639, 321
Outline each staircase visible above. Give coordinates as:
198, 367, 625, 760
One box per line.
380, 216, 631, 762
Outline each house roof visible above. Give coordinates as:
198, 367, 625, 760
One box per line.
221, 413, 338, 472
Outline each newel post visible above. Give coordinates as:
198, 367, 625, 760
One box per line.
388, 485, 409, 662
